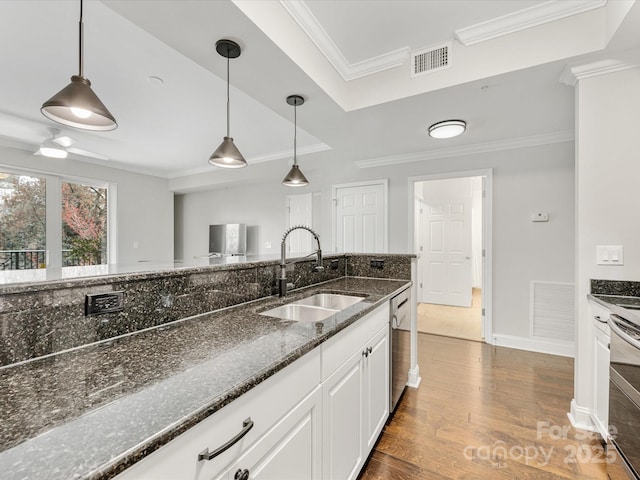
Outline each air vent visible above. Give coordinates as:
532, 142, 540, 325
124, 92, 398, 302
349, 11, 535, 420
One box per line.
411, 42, 451, 77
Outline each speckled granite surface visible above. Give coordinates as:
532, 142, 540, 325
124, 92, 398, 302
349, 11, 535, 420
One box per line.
0, 254, 414, 366
591, 279, 640, 297
0, 276, 410, 480
589, 279, 640, 326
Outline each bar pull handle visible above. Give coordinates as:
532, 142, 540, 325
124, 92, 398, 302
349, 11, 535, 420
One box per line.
198, 417, 254, 461
397, 298, 409, 309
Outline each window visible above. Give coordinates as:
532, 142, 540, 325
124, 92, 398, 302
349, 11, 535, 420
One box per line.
0, 169, 110, 275
62, 181, 107, 266
0, 172, 46, 270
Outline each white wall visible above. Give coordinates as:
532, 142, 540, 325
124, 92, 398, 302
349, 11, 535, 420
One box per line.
0, 146, 173, 265
175, 141, 575, 340
573, 66, 640, 426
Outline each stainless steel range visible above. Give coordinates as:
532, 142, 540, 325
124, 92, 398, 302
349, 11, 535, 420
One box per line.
608, 311, 640, 479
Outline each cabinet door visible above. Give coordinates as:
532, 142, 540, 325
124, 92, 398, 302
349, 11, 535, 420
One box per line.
225, 386, 322, 480
593, 327, 610, 438
322, 349, 364, 480
363, 325, 390, 452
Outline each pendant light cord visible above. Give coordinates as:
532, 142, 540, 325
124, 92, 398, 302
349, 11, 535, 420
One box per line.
293, 103, 297, 166
226, 55, 230, 137
78, 0, 84, 77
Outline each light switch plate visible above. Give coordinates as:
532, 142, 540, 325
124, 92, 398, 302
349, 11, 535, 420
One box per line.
597, 245, 624, 266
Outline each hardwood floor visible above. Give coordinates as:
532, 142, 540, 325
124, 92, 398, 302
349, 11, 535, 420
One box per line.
360, 334, 607, 480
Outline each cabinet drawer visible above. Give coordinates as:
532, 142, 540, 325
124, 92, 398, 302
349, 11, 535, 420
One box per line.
321, 303, 389, 381
590, 300, 611, 335
115, 348, 321, 480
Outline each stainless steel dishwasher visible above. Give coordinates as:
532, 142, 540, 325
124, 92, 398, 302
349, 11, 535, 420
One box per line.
390, 287, 411, 412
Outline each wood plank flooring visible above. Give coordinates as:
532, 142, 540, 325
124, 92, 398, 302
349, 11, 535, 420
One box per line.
359, 334, 607, 480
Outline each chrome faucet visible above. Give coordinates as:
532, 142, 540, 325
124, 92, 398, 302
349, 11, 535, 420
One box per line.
279, 225, 323, 297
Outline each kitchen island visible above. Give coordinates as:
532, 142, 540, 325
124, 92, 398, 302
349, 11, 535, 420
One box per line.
0, 271, 412, 479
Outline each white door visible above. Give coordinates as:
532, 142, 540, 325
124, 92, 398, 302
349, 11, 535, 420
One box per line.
362, 326, 389, 452
322, 350, 364, 480
421, 178, 473, 307
286, 193, 313, 255
334, 181, 387, 253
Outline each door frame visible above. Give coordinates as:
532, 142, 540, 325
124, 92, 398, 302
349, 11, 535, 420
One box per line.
332, 179, 389, 253
407, 169, 493, 344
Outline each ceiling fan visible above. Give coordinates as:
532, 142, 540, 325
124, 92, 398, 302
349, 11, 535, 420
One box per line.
35, 127, 109, 161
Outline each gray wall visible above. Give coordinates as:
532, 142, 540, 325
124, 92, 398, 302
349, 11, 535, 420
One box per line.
174, 141, 575, 340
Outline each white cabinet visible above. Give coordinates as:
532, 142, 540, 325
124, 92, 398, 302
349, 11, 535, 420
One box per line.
220, 386, 322, 480
114, 301, 392, 480
114, 349, 321, 480
321, 304, 389, 480
590, 299, 610, 438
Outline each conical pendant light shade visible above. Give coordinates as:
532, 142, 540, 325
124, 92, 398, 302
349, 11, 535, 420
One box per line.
282, 94, 308, 187
41, 0, 117, 131
209, 39, 247, 168
209, 136, 246, 168
42, 76, 117, 131
282, 164, 309, 187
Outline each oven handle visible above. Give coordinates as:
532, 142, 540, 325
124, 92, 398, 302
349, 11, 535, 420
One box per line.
609, 316, 640, 350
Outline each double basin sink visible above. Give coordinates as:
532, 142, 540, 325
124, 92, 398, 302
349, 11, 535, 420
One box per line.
260, 293, 365, 322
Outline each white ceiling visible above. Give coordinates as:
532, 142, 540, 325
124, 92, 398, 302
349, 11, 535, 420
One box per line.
0, 0, 638, 186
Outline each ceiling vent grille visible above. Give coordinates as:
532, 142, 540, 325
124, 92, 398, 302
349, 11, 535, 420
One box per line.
411, 42, 451, 77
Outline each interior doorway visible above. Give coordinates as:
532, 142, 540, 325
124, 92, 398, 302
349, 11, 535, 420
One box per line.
409, 171, 492, 343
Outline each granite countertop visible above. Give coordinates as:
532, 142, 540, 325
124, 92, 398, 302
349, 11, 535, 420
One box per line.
0, 253, 414, 292
0, 276, 410, 480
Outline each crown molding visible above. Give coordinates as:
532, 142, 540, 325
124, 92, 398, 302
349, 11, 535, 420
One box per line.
559, 58, 639, 86
279, 0, 409, 81
355, 131, 574, 168
455, 0, 606, 46
167, 142, 331, 179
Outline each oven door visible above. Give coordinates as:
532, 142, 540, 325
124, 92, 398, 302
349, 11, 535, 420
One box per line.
608, 315, 640, 479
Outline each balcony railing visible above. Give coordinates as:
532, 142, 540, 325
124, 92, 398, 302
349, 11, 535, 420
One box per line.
0, 250, 104, 270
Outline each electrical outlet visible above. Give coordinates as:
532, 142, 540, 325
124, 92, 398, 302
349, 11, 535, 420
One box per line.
330, 259, 339, 270
370, 259, 384, 270
85, 291, 125, 316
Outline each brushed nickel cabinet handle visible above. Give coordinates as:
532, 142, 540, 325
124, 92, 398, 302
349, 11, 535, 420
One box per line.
198, 417, 254, 461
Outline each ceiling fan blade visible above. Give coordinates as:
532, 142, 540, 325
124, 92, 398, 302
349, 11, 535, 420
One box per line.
66, 147, 109, 161
52, 135, 75, 147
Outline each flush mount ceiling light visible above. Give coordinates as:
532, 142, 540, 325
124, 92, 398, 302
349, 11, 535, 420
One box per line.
209, 39, 247, 169
41, 0, 117, 131
282, 95, 309, 187
428, 120, 466, 139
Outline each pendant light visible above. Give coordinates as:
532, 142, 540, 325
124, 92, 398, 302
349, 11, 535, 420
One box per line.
209, 39, 247, 168
41, 0, 117, 131
282, 95, 309, 187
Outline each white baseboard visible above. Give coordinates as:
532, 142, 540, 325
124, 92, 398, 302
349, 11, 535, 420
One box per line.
407, 366, 421, 388
568, 399, 596, 432
492, 334, 574, 357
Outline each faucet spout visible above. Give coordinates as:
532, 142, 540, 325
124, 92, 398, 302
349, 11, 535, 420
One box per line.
279, 225, 323, 297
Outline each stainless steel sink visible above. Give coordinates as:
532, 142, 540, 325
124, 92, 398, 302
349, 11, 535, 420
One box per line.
260, 304, 338, 322
294, 293, 364, 310
260, 293, 365, 322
